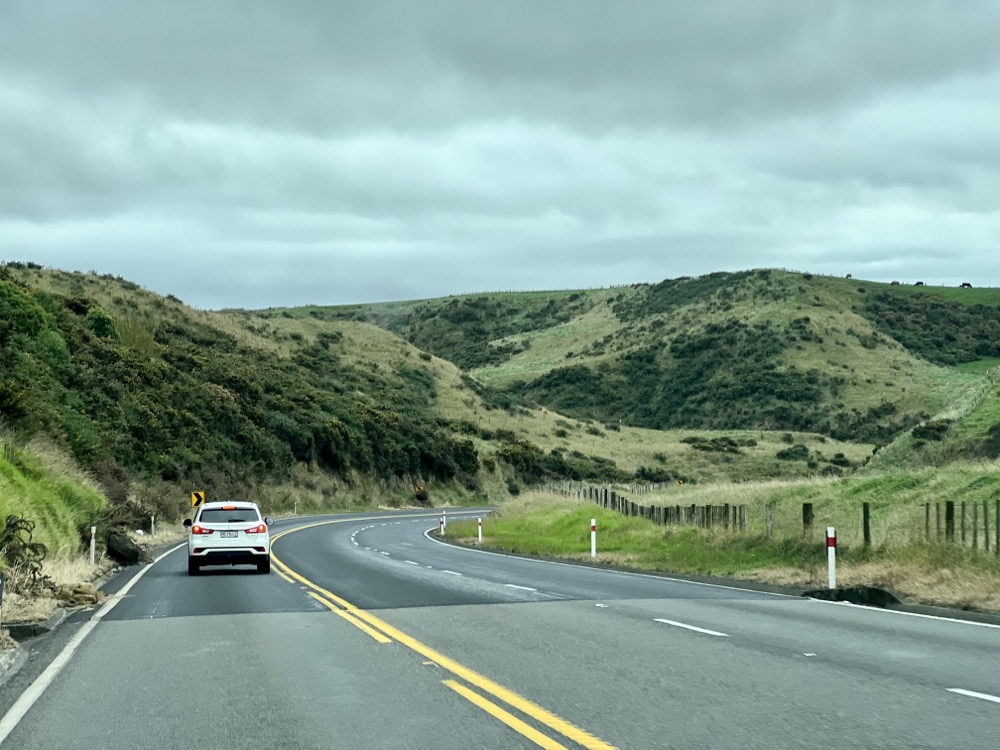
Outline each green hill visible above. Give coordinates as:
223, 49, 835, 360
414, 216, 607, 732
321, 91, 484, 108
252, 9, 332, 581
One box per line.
4, 263, 999, 539
0, 264, 480, 514
276, 270, 1000, 449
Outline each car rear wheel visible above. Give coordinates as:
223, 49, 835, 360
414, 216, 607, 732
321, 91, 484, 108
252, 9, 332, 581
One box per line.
257, 557, 271, 574
187, 557, 200, 576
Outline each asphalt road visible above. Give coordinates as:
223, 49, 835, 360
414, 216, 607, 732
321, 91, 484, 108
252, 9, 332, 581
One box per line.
2, 508, 998, 749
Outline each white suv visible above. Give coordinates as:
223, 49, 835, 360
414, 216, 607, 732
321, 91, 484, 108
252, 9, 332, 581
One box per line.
184, 501, 273, 575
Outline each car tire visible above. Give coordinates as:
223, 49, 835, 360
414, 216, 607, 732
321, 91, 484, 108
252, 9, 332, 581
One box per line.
187, 558, 200, 576
257, 557, 271, 574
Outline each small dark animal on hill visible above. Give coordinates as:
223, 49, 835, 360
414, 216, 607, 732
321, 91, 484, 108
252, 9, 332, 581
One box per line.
915, 281, 924, 286
961, 282, 973, 288
890, 280, 900, 285
845, 273, 852, 279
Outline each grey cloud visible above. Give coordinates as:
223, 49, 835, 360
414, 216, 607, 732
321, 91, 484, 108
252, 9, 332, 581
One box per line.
2, 1, 1000, 307
5, 1, 1000, 132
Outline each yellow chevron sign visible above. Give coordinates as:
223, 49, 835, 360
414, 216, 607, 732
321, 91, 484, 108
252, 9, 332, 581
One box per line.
191, 491, 206, 508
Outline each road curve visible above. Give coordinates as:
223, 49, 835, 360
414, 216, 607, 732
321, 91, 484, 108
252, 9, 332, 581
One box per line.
1, 508, 998, 749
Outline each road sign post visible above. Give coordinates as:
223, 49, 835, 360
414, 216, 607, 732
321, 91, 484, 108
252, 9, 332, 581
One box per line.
591, 518, 597, 559
827, 527, 837, 589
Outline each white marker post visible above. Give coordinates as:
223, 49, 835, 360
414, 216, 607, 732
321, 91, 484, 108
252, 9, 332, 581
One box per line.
827, 527, 837, 589
90, 526, 97, 566
439, 515, 445, 537
442, 509, 447, 532
151, 515, 155, 537
591, 518, 597, 559
477, 517, 483, 544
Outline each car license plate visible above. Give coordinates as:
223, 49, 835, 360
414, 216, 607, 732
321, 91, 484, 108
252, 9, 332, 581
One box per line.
220, 531, 238, 538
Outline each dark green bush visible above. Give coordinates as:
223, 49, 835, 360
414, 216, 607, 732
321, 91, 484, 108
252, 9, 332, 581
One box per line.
776, 444, 810, 461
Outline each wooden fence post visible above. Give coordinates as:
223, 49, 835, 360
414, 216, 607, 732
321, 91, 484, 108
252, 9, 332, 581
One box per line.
925, 503, 930, 540
973, 502, 979, 550
936, 503, 942, 540
739, 505, 746, 534
961, 501, 967, 544
723, 504, 731, 531
945, 501, 955, 542
862, 502, 871, 548
802, 503, 814, 535
985, 500, 991, 553
765, 505, 773, 539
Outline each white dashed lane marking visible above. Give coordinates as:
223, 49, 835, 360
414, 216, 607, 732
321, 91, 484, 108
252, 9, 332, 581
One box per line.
655, 618, 730, 638
948, 689, 1000, 705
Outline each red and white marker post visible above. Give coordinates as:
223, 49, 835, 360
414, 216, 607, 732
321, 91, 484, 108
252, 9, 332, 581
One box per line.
477, 517, 483, 544
90, 526, 97, 566
827, 526, 837, 589
442, 509, 447, 533
591, 518, 597, 559
439, 515, 445, 537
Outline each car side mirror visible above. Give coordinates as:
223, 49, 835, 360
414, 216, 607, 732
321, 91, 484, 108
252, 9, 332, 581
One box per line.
183, 519, 192, 528
264, 517, 275, 526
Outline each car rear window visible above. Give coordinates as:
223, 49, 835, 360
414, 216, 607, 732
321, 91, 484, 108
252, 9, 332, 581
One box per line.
198, 508, 261, 523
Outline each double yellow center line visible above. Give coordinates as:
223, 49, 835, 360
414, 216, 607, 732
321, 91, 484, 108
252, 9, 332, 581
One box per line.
270, 516, 617, 750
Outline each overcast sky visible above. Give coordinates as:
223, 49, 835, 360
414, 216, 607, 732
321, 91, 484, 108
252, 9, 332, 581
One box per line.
2, 1, 999, 309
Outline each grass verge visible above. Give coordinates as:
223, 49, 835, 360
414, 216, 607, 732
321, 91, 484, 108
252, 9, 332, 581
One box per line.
448, 488, 1000, 613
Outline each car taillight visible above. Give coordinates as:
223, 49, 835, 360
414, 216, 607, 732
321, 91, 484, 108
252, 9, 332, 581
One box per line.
191, 525, 214, 535
246, 524, 267, 534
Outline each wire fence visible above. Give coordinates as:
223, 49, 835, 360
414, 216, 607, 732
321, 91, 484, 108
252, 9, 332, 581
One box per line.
544, 481, 1000, 555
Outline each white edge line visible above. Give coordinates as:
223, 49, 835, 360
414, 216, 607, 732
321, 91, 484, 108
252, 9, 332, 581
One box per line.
421, 528, 1000, 630
0, 543, 185, 745
810, 601, 1000, 630
442, 570, 463, 576
404, 560, 420, 566
504, 584, 538, 592
655, 618, 730, 638
947, 688, 1000, 704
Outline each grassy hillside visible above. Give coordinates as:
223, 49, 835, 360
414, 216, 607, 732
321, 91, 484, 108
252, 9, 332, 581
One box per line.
0, 437, 106, 556
6, 262, 999, 533
0, 264, 480, 514
277, 270, 999, 448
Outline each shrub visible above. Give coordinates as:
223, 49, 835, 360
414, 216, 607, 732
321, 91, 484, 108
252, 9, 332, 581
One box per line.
776, 444, 810, 461
911, 420, 952, 442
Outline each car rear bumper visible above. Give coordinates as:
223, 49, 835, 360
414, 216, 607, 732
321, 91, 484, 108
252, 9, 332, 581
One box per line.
190, 548, 269, 565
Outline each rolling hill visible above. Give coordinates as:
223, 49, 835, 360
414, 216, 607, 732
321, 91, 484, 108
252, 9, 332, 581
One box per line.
3, 263, 999, 533
262, 270, 1000, 448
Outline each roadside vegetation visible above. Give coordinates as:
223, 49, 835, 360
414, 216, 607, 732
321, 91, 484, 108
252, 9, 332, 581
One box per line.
449, 469, 1000, 612
3, 262, 1000, 627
